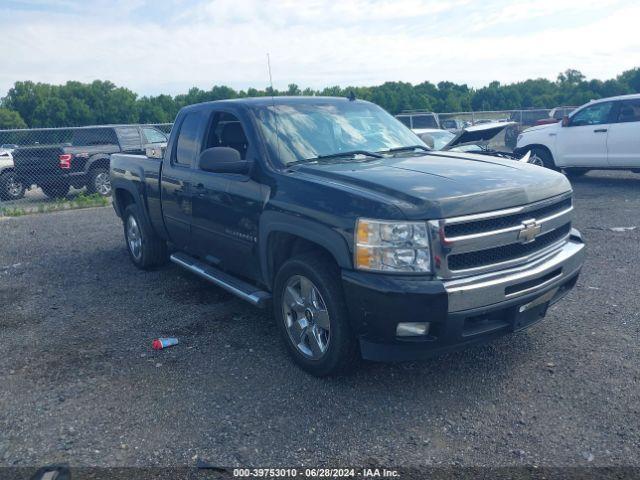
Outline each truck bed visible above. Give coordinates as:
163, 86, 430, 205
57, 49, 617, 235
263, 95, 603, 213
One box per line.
110, 153, 165, 235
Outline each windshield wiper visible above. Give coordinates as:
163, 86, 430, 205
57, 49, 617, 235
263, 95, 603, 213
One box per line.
379, 145, 431, 154
290, 150, 384, 166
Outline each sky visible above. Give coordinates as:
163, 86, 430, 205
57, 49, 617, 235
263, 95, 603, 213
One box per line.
1, 0, 639, 98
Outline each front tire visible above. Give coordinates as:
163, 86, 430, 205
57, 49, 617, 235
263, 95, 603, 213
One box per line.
0, 171, 25, 201
564, 168, 589, 178
530, 147, 557, 171
273, 253, 358, 376
87, 167, 111, 196
123, 203, 167, 270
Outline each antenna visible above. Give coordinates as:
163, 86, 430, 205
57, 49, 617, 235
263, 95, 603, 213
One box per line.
267, 53, 274, 93
266, 53, 281, 165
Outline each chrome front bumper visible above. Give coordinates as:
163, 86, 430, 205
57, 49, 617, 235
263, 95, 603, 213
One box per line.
444, 229, 585, 312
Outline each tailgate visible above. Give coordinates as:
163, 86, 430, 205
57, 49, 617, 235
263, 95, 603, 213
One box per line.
13, 146, 65, 182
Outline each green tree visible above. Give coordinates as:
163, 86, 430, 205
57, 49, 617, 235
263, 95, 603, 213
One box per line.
0, 108, 27, 129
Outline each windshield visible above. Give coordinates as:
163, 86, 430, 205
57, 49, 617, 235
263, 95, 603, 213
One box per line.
253, 101, 425, 165
418, 130, 455, 150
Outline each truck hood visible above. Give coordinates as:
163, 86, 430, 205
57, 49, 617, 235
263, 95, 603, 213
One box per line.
522, 122, 560, 134
441, 122, 516, 150
294, 151, 571, 219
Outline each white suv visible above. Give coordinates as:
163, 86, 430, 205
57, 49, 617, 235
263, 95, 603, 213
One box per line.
0, 147, 26, 201
515, 94, 640, 177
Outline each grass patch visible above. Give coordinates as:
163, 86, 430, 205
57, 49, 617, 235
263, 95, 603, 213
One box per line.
0, 193, 110, 217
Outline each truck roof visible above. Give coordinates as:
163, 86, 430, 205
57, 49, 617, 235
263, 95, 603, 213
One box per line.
181, 96, 372, 111
586, 93, 640, 104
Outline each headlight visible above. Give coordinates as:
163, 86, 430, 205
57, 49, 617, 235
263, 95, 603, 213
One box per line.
355, 218, 431, 273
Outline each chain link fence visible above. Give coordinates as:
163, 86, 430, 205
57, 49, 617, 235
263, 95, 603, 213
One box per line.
0, 123, 172, 216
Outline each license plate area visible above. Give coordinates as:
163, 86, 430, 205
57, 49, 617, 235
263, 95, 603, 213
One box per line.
511, 287, 558, 331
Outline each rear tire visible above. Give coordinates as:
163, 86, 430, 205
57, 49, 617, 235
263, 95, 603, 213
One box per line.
41, 182, 70, 199
87, 167, 111, 196
530, 147, 557, 171
123, 203, 167, 270
0, 171, 25, 201
273, 253, 358, 376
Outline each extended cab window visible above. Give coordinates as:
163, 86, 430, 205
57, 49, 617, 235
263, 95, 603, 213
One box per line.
615, 99, 640, 123
175, 112, 202, 166
204, 112, 249, 160
569, 102, 613, 127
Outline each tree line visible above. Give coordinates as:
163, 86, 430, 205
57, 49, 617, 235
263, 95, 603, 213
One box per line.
0, 68, 639, 129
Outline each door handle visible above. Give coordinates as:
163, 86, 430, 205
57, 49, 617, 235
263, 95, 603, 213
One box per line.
593, 128, 607, 133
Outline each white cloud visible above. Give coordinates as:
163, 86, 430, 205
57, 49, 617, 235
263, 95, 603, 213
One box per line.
0, 0, 638, 97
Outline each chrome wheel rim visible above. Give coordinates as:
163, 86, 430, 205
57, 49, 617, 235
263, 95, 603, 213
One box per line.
7, 176, 23, 198
529, 154, 544, 167
126, 215, 143, 260
282, 275, 331, 360
95, 172, 111, 196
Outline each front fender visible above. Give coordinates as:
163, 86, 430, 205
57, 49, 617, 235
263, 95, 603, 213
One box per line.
259, 210, 353, 288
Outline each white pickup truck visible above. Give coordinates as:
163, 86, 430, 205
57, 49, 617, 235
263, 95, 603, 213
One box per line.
515, 93, 640, 177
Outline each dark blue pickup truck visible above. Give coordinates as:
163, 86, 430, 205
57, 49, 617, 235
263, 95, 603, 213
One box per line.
110, 96, 585, 376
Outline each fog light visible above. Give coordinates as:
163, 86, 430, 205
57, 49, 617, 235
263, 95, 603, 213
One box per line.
396, 322, 430, 337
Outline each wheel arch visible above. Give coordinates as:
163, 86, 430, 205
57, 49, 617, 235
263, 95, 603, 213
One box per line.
113, 187, 136, 217
518, 143, 554, 158
260, 212, 352, 290
86, 154, 111, 172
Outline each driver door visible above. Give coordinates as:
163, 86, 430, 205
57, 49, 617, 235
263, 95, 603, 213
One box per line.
190, 110, 265, 282
556, 101, 613, 168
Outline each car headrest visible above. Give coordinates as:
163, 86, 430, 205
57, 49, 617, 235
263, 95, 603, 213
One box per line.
620, 107, 635, 119
222, 122, 247, 144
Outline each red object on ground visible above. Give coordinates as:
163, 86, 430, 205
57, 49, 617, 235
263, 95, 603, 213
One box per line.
152, 337, 179, 350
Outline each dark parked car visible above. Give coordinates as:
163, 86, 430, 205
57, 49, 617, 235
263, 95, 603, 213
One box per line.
111, 97, 584, 376
12, 125, 166, 198
395, 112, 440, 129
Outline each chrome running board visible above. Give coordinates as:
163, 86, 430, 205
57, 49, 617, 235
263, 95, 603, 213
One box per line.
170, 252, 271, 308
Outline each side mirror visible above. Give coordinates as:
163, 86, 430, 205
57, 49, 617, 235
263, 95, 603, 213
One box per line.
561, 116, 570, 127
198, 147, 250, 174
146, 145, 166, 159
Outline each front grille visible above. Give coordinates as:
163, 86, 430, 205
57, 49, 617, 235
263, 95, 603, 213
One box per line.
429, 194, 574, 279
445, 197, 572, 238
448, 223, 571, 271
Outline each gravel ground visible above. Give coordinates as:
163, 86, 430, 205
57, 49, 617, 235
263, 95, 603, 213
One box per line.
0, 170, 638, 470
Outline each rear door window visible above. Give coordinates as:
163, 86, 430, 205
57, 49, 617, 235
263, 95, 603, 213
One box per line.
412, 115, 438, 129
174, 112, 202, 166
396, 116, 412, 128
116, 127, 143, 151
615, 99, 640, 123
72, 128, 118, 146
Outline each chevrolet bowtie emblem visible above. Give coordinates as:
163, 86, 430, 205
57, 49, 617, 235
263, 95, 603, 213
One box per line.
518, 219, 541, 244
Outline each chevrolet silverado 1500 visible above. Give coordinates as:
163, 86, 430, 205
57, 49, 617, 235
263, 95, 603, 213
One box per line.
110, 96, 585, 376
